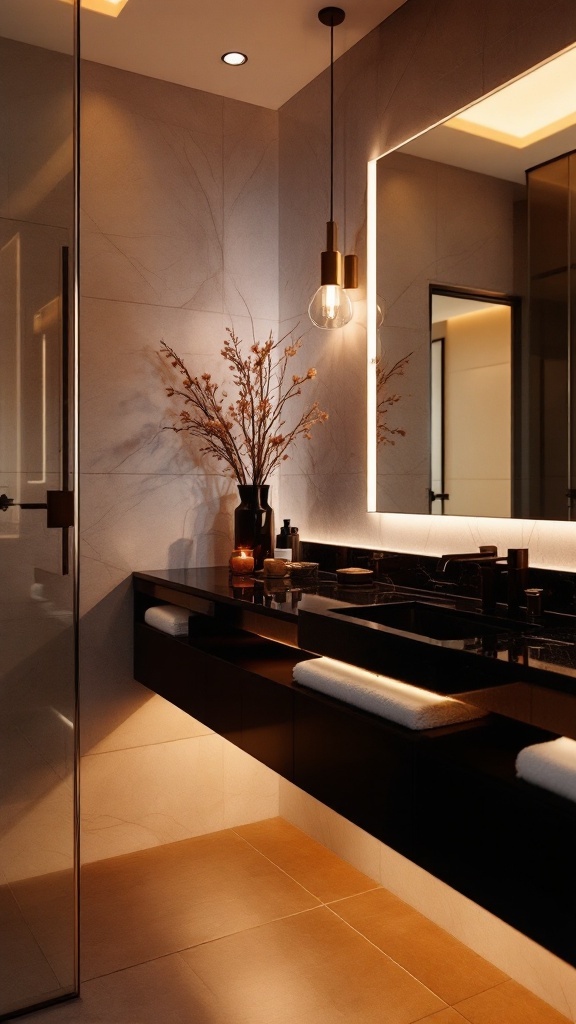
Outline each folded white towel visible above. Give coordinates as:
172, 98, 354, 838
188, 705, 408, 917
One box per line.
293, 656, 486, 730
144, 604, 191, 636
516, 736, 576, 802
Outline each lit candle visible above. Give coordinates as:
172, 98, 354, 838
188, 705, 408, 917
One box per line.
229, 548, 255, 574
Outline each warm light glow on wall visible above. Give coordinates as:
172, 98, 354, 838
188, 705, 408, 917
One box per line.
58, 0, 129, 15
366, 159, 378, 512
448, 44, 576, 147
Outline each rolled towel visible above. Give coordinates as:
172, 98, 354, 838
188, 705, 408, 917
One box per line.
293, 656, 486, 730
516, 736, 576, 802
144, 604, 191, 636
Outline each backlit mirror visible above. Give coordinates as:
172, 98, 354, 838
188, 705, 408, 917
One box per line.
370, 43, 576, 520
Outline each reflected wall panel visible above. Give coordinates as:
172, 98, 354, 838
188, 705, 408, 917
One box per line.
0, 4, 79, 1019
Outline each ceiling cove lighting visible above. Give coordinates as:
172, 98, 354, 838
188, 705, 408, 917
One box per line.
221, 52, 248, 66
58, 0, 130, 15
308, 7, 357, 330
448, 43, 576, 147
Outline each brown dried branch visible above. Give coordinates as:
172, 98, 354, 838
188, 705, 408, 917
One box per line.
159, 328, 328, 484
376, 350, 412, 446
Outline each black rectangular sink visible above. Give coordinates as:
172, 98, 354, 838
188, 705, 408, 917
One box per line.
330, 601, 530, 641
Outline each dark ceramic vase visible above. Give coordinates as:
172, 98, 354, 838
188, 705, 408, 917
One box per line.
234, 484, 274, 570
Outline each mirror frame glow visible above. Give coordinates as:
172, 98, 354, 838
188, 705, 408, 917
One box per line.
367, 43, 576, 518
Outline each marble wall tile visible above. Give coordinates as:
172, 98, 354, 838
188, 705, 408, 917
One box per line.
80, 472, 236, 580
88, 699, 212, 757
482, 0, 576, 96
221, 739, 280, 827
81, 299, 284, 480
81, 735, 279, 864
223, 98, 278, 320
80, 63, 281, 862
81, 65, 225, 310
81, 299, 230, 475
81, 735, 227, 859
82, 60, 224, 138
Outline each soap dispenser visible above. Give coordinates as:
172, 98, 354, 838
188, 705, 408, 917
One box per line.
274, 519, 299, 560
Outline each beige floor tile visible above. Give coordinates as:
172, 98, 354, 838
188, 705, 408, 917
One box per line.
454, 980, 572, 1023
179, 904, 446, 1024
18, 953, 235, 1024
234, 816, 380, 902
81, 828, 320, 981
10, 869, 76, 986
330, 887, 507, 1005
0, 883, 64, 1016
414, 1011, 470, 1024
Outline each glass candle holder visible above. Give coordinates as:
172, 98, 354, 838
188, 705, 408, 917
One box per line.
229, 547, 255, 575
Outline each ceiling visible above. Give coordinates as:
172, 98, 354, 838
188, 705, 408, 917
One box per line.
1, 0, 408, 109
400, 42, 576, 184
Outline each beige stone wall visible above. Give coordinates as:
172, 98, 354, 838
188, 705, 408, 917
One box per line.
79, 61, 281, 862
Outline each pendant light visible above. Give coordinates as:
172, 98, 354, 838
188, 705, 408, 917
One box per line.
308, 7, 356, 330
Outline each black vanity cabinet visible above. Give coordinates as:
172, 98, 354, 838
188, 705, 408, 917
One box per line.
132, 568, 576, 967
134, 579, 300, 778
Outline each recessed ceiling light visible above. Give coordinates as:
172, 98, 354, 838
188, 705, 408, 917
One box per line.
221, 52, 248, 66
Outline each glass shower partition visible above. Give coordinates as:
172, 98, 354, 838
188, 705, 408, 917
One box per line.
0, 0, 79, 1018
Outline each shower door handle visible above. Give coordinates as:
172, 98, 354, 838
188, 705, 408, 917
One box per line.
0, 489, 74, 578
0, 491, 74, 526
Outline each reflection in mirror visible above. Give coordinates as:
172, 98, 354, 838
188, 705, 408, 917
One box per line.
371, 43, 576, 520
430, 289, 515, 517
0, 0, 79, 1017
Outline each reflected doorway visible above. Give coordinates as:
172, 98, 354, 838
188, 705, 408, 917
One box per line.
430, 288, 516, 517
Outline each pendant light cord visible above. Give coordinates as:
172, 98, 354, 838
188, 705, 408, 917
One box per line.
329, 19, 334, 223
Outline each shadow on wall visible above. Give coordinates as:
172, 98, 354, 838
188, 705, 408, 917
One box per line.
80, 577, 154, 753
168, 537, 194, 568
79, 482, 236, 754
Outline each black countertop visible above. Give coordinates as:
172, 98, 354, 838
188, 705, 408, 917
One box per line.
133, 564, 576, 742
133, 566, 576, 684
134, 565, 403, 621
134, 565, 576, 743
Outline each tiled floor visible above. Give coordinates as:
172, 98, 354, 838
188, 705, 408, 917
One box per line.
22, 817, 569, 1023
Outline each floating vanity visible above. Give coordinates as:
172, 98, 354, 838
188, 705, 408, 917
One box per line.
133, 559, 576, 968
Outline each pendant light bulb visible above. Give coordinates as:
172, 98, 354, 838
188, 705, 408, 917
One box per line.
308, 219, 352, 329
308, 284, 353, 329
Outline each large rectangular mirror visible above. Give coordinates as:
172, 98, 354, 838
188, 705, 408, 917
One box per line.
371, 42, 576, 520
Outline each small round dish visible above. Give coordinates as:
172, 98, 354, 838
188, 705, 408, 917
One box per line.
285, 561, 319, 580
335, 567, 374, 586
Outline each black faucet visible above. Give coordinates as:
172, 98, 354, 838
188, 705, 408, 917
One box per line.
482, 547, 529, 617
437, 545, 498, 573
437, 545, 530, 616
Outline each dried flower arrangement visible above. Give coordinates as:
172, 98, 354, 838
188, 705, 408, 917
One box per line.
160, 328, 328, 485
375, 350, 413, 445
